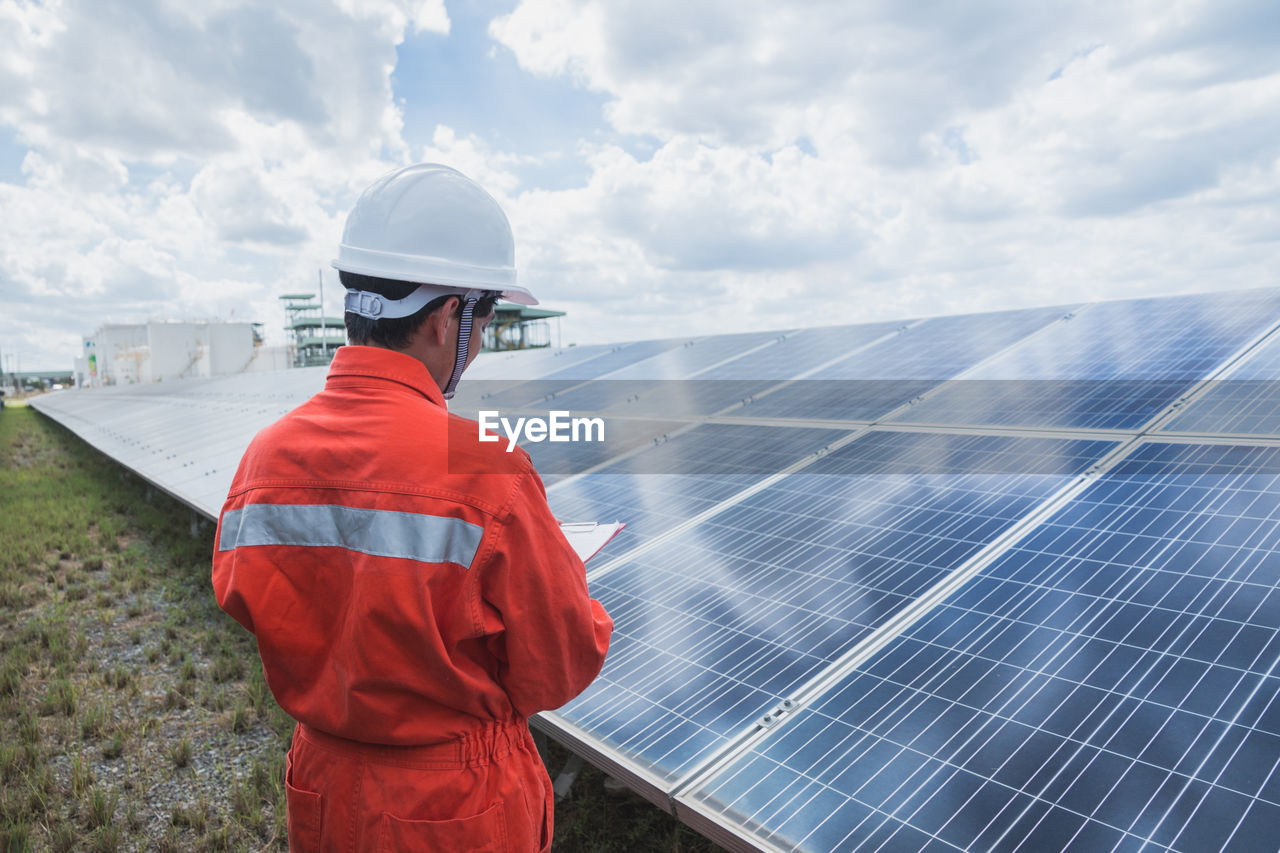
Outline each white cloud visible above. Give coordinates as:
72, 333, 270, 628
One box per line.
2, 0, 1279, 370
490, 0, 1118, 157
408, 0, 449, 36
484, 0, 1280, 346
0, 0, 433, 368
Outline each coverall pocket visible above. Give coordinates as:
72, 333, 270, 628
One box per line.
376, 800, 509, 852
284, 750, 323, 853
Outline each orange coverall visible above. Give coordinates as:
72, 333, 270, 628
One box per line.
212, 346, 613, 852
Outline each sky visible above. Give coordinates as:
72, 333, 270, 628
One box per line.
1, 0, 1278, 371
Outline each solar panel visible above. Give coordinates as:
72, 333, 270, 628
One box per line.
464, 343, 618, 380
732, 304, 1075, 422
1161, 329, 1280, 437
485, 378, 652, 416
541, 338, 698, 380
890, 289, 1280, 430
524, 321, 904, 422
546, 430, 1115, 791
451, 339, 705, 413
448, 344, 620, 410
479, 378, 772, 420
30, 370, 325, 517
684, 440, 1280, 852
605, 330, 795, 380
698, 321, 906, 381
470, 323, 911, 419
516, 417, 690, 485
547, 423, 852, 553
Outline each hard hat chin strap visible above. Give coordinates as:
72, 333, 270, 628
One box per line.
442, 290, 482, 400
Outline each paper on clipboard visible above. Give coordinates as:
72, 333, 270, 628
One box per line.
559, 521, 626, 563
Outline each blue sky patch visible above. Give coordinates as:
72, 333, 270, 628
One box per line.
0, 128, 29, 184
393, 1, 610, 190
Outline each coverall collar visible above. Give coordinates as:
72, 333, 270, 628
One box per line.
325, 346, 448, 409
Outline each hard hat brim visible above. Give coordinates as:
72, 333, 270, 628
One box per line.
331, 251, 538, 305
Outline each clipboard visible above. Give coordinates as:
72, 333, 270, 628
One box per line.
559, 521, 627, 563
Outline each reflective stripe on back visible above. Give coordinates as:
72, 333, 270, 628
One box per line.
219, 504, 484, 569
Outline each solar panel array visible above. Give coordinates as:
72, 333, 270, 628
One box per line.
30, 286, 1280, 853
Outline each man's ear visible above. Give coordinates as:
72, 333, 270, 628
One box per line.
423, 296, 459, 346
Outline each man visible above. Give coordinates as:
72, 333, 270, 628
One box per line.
213, 163, 613, 852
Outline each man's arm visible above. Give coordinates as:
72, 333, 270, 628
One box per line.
480, 468, 613, 718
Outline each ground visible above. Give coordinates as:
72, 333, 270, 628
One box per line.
0, 404, 724, 852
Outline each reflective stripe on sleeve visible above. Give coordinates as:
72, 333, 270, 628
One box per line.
218, 504, 484, 569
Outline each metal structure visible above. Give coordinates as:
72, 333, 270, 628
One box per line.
280, 293, 344, 367
482, 303, 565, 351
32, 286, 1280, 853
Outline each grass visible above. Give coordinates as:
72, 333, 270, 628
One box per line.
0, 404, 725, 852
0, 406, 293, 849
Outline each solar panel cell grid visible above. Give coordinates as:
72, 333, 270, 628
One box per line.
605, 330, 792, 380
698, 321, 904, 381
1162, 330, 1280, 436
688, 440, 1280, 852
548, 423, 850, 552
492, 418, 689, 485
463, 343, 617, 380
550, 431, 1114, 786
732, 305, 1074, 422
727, 380, 940, 424
540, 338, 696, 380
890, 289, 1280, 430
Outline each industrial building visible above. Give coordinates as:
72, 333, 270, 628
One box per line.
75, 321, 265, 387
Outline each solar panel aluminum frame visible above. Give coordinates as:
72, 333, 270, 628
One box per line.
674, 793, 794, 853
601, 330, 804, 381
716, 320, 919, 384
886, 400, 1189, 441
831, 420, 1136, 443
1157, 391, 1280, 441
681, 331, 801, 378
1110, 432, 1280, 450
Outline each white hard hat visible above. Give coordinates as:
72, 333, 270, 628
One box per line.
332, 163, 537, 306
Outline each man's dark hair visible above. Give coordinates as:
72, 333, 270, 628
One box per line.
340, 271, 497, 350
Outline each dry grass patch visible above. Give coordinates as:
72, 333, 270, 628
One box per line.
0, 408, 291, 851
